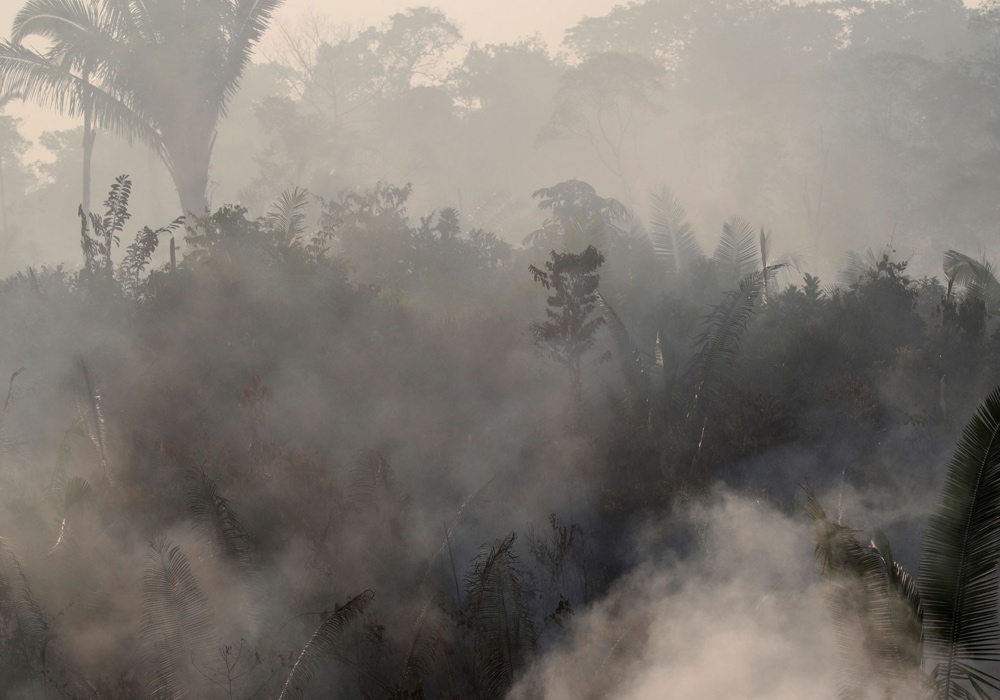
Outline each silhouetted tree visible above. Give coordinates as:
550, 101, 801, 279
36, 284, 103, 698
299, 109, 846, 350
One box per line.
529, 245, 606, 423
0, 0, 283, 217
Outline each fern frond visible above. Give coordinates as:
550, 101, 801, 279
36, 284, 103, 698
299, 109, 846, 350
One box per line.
277, 590, 375, 700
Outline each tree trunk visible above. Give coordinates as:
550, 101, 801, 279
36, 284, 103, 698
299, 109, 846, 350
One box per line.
82, 116, 95, 219
81, 72, 96, 219
164, 129, 212, 223
0, 151, 7, 233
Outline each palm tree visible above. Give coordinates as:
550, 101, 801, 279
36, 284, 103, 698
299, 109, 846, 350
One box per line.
810, 386, 1000, 699
0, 0, 282, 219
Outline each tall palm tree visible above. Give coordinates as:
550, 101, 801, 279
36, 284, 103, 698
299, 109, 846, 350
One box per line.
0, 0, 282, 218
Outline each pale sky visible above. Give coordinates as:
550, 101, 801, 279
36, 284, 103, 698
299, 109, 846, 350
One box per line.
0, 0, 621, 142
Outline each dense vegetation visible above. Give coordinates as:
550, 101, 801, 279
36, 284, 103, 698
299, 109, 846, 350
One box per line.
0, 169, 991, 698
6, 0, 1000, 698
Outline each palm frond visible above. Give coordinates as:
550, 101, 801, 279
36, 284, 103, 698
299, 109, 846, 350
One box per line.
50, 475, 94, 553
562, 212, 607, 254
464, 532, 536, 700
838, 250, 869, 288
712, 215, 758, 283
871, 529, 923, 671
921, 386, 1000, 698
13, 0, 123, 73
597, 291, 653, 424
684, 267, 778, 411
77, 358, 112, 485
346, 449, 409, 515
183, 468, 253, 568
647, 186, 702, 276
608, 208, 648, 249
0, 40, 164, 153
277, 590, 375, 700
0, 538, 49, 673
217, 0, 284, 113
140, 536, 218, 700
402, 595, 450, 684
418, 476, 495, 590
0, 369, 27, 468
943, 250, 1000, 315
266, 186, 309, 249
1, 368, 26, 418
805, 490, 907, 698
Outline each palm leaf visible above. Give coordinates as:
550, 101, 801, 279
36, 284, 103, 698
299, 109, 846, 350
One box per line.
597, 291, 653, 424
712, 215, 758, 283
838, 250, 869, 288
402, 595, 450, 684
75, 358, 113, 485
805, 490, 907, 699
183, 468, 253, 568
0, 369, 26, 468
217, 0, 285, 112
921, 386, 1000, 699
277, 590, 375, 700
418, 476, 495, 590
346, 449, 409, 515
684, 267, 780, 411
464, 532, 536, 700
648, 186, 702, 276
49, 475, 94, 553
0, 40, 164, 153
871, 530, 923, 671
943, 250, 1000, 316
0, 538, 49, 673
266, 186, 309, 249
140, 536, 218, 700
562, 212, 607, 254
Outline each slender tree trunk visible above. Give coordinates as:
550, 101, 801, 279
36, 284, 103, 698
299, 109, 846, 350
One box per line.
0, 152, 7, 233
81, 73, 95, 219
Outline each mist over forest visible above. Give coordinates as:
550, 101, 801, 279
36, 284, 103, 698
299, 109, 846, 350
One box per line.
2, 0, 1000, 698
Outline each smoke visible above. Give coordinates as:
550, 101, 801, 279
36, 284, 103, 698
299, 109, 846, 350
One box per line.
512, 489, 838, 700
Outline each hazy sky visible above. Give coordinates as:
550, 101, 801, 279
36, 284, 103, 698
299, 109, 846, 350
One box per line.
0, 0, 986, 147
0, 0, 620, 142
